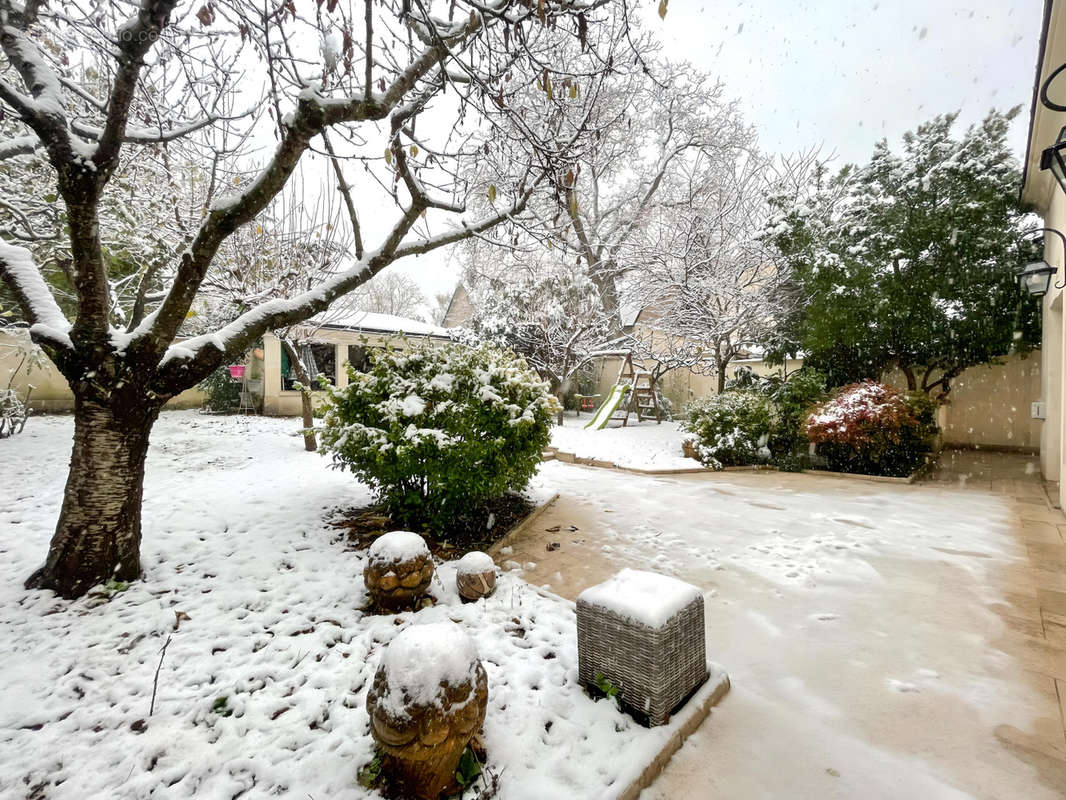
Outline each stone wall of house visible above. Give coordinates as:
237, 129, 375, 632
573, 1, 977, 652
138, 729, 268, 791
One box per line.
442, 284, 474, 328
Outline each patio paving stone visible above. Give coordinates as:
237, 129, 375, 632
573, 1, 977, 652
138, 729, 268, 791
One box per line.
499, 448, 1066, 798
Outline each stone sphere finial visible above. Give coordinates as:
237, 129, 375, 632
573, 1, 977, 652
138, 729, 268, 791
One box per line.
456, 551, 497, 602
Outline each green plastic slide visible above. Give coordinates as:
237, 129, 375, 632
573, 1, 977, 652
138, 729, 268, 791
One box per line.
585, 383, 630, 430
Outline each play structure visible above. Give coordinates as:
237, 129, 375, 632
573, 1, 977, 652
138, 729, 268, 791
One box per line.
584, 353, 663, 429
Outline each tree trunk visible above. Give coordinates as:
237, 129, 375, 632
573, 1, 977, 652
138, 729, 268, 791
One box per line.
24, 396, 159, 598
280, 338, 318, 452
588, 268, 622, 335
556, 375, 571, 425
900, 364, 917, 391
716, 346, 728, 394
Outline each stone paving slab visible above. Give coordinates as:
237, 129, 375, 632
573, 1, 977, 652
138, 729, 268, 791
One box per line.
497, 450, 1066, 798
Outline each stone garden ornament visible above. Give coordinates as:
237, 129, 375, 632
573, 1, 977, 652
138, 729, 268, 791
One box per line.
366, 622, 489, 799
364, 531, 434, 612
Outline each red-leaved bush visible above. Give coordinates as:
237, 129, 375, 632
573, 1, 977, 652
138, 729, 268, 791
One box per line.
804, 381, 937, 476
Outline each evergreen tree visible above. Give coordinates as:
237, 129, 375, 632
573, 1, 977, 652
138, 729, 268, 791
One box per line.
768, 109, 1040, 396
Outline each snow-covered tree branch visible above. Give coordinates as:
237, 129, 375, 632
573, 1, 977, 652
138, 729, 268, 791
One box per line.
0, 0, 637, 598
621, 152, 806, 393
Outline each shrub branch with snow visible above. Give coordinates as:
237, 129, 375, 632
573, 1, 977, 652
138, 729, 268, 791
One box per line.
680, 391, 771, 470
805, 381, 937, 477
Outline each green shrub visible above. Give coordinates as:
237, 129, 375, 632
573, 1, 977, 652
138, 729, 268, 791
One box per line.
805, 381, 938, 477
726, 367, 827, 466
198, 366, 242, 412
320, 342, 555, 532
765, 369, 828, 460
680, 390, 771, 469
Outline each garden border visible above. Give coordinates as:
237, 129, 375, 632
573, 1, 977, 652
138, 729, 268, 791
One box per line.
545, 449, 932, 483
488, 491, 561, 556
613, 664, 731, 800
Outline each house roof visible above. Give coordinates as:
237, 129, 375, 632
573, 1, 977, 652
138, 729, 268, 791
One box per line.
1021, 0, 1064, 211
316, 310, 451, 339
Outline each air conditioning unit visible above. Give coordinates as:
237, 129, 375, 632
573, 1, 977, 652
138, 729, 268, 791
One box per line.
1032, 401, 1047, 420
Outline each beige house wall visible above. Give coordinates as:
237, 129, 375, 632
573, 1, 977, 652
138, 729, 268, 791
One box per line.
1021, 0, 1066, 503
0, 331, 206, 412
919, 355, 1042, 453
589, 353, 802, 415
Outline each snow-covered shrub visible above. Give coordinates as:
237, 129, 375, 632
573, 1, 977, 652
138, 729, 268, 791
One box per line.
320, 343, 554, 531
725, 367, 827, 469
0, 387, 29, 439
681, 391, 771, 469
805, 381, 937, 477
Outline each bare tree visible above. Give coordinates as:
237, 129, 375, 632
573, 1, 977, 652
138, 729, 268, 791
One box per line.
622, 154, 806, 393
0, 0, 632, 598
346, 270, 428, 320
197, 177, 354, 452
557, 58, 753, 327
429, 289, 455, 325
463, 243, 609, 410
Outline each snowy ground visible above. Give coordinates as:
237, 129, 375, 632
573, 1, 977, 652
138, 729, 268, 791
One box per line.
507, 461, 1065, 799
549, 414, 696, 471
0, 411, 712, 800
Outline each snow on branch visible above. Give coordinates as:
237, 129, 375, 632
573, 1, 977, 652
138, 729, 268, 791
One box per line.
0, 240, 72, 351
0, 134, 40, 160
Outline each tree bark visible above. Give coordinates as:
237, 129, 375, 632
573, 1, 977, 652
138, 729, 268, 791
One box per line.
280, 338, 318, 452
24, 396, 160, 598
899, 363, 917, 391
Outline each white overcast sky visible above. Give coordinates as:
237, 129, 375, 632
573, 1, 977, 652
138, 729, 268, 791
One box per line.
398, 0, 1046, 305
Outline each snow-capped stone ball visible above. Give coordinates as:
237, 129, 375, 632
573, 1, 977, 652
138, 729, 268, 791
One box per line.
455, 551, 497, 601
364, 531, 433, 612
366, 622, 489, 800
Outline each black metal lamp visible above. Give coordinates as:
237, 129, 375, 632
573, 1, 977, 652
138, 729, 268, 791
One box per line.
1018, 227, 1066, 298
1040, 126, 1066, 196
1018, 259, 1058, 297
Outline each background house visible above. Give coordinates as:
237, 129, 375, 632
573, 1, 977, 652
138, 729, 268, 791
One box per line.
0, 311, 451, 417
0, 329, 207, 412
261, 311, 452, 416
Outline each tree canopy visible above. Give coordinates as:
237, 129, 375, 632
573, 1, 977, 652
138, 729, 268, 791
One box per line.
767, 109, 1040, 396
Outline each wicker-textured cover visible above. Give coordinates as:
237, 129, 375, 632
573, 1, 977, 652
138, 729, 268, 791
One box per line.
577, 589, 707, 727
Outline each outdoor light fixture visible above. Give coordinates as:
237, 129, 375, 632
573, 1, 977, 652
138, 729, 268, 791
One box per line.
1041, 62, 1066, 112
1017, 227, 1066, 298
1040, 126, 1066, 197
1018, 259, 1058, 298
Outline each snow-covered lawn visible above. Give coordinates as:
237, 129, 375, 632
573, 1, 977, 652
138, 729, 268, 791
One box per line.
0, 411, 717, 800
550, 415, 696, 471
